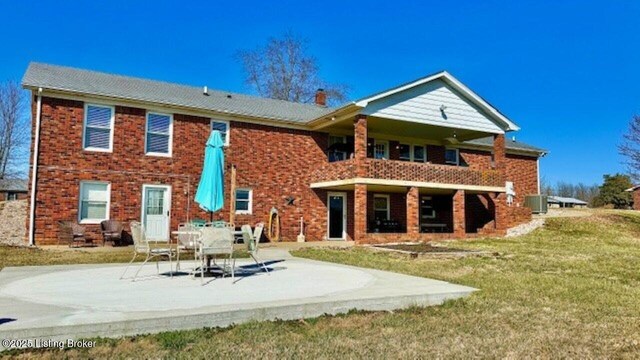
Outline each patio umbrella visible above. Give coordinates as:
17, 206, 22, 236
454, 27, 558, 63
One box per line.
195, 130, 225, 219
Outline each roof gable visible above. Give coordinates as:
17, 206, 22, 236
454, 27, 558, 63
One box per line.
355, 71, 519, 132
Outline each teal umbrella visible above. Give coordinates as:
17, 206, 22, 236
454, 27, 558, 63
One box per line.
195, 130, 225, 215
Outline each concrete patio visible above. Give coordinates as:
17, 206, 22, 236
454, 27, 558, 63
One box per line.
0, 249, 476, 346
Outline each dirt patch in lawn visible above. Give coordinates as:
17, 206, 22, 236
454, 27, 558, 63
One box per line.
369, 243, 490, 259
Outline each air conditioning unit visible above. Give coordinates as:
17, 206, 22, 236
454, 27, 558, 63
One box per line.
524, 195, 548, 214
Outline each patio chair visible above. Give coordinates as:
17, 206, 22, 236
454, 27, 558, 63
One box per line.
120, 221, 175, 281
58, 221, 92, 247
100, 220, 123, 246
175, 223, 200, 271
241, 223, 270, 274
195, 226, 235, 285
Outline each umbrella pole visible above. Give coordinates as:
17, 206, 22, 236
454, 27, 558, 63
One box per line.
229, 165, 236, 225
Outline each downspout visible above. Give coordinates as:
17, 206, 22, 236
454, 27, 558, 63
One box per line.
28, 88, 43, 247
537, 158, 541, 194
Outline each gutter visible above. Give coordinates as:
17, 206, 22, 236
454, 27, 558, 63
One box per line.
28, 88, 43, 247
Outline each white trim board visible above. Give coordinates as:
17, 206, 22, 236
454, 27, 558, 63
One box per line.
311, 178, 506, 193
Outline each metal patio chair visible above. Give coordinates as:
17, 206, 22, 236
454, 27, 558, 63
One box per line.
241, 222, 270, 274
120, 221, 175, 281
194, 225, 235, 285
175, 222, 200, 272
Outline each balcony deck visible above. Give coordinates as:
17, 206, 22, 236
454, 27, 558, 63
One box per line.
310, 158, 505, 192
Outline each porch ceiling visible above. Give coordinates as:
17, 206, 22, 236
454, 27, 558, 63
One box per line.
322, 115, 495, 143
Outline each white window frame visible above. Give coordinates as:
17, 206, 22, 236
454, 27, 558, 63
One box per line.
210, 119, 230, 146
413, 144, 427, 163
373, 139, 389, 160
235, 188, 253, 215
145, 112, 173, 157
399, 144, 427, 163
82, 103, 115, 152
445, 148, 460, 166
78, 181, 111, 224
373, 194, 390, 220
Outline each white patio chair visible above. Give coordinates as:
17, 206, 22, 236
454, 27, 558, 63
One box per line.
195, 226, 235, 285
120, 221, 175, 281
176, 223, 199, 272
241, 223, 270, 274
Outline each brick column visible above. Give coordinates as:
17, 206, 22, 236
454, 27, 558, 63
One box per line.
354, 115, 368, 177
354, 183, 368, 243
406, 187, 419, 235
493, 134, 506, 171
493, 192, 508, 230
453, 190, 466, 236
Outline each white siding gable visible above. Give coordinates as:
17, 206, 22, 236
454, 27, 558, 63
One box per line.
361, 79, 504, 134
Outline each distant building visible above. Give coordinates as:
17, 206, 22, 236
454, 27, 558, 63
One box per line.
547, 196, 588, 208
0, 179, 28, 201
625, 186, 640, 210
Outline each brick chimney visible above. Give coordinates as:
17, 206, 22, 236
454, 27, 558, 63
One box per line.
315, 88, 327, 106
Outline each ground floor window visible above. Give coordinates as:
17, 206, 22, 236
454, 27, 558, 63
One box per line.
79, 181, 110, 223
373, 194, 390, 220
235, 188, 252, 214
7, 193, 18, 201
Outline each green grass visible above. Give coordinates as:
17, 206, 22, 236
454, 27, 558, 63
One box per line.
0, 246, 248, 270
3, 211, 640, 359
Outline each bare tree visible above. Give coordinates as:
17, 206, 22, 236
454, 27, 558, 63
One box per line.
620, 115, 640, 181
236, 32, 348, 106
0, 81, 29, 179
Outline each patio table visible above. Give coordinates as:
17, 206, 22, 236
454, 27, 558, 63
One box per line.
171, 229, 244, 275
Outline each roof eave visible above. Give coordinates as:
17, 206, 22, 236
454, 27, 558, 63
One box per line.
24, 85, 316, 128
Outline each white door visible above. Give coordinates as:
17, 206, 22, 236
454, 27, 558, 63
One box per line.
327, 192, 347, 240
142, 185, 171, 241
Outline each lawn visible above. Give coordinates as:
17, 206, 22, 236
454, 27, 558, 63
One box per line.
0, 246, 248, 270
3, 211, 640, 358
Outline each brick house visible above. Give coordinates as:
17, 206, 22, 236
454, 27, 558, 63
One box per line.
22, 63, 546, 246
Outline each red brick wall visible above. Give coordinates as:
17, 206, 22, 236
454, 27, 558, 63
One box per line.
28, 97, 330, 245
633, 190, 640, 211
26, 95, 540, 245
505, 153, 539, 206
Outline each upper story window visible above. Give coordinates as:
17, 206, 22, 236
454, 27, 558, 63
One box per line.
211, 120, 230, 146
374, 140, 389, 160
328, 135, 347, 162
146, 112, 173, 156
79, 181, 110, 224
445, 148, 459, 165
83, 104, 114, 152
399, 144, 426, 163
235, 188, 252, 214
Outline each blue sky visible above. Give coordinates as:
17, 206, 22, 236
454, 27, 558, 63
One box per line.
1, 1, 638, 185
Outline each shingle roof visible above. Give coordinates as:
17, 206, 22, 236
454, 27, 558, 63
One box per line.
0, 179, 27, 192
462, 136, 547, 155
22, 62, 545, 155
547, 196, 587, 205
22, 62, 334, 124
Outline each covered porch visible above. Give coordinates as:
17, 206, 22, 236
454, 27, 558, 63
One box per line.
317, 180, 507, 244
